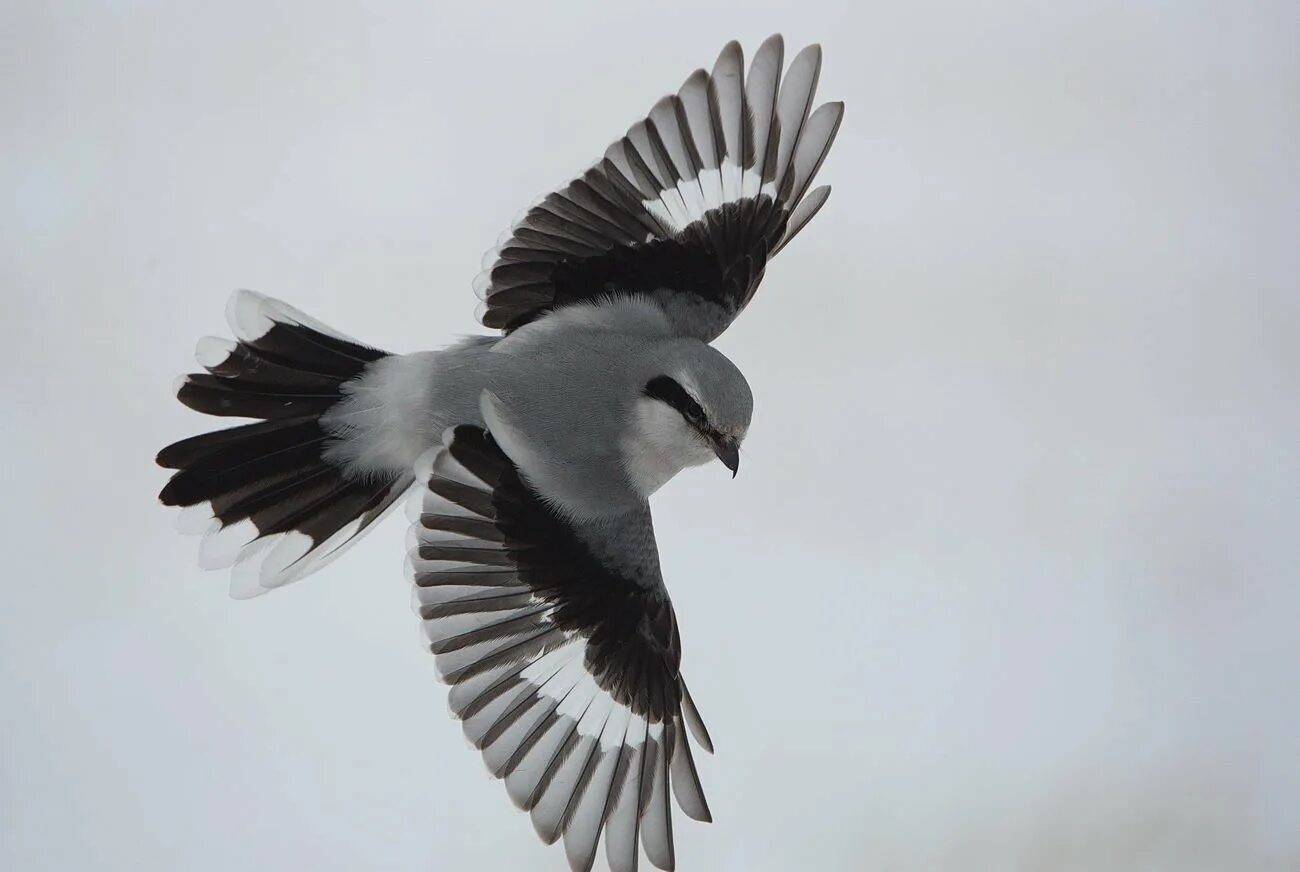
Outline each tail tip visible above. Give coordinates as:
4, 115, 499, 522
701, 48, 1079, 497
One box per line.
225, 289, 275, 342
195, 336, 235, 367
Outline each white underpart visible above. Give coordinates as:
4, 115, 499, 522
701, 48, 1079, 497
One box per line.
321, 351, 439, 476
620, 396, 715, 498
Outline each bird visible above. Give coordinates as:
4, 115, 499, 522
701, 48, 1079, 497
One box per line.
157, 34, 842, 872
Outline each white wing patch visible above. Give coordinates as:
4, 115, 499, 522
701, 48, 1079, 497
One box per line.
621, 38, 840, 245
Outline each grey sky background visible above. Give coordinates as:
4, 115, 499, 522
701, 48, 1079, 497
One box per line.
4, 2, 1298, 870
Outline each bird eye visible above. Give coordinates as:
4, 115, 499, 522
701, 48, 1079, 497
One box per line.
644, 375, 708, 428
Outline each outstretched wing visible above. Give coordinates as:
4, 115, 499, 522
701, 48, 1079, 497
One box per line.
409, 425, 713, 872
476, 35, 843, 342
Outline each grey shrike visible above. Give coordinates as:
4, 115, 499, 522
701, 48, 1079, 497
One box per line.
158, 34, 842, 872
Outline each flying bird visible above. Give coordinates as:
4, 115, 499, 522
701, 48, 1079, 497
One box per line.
158, 35, 842, 872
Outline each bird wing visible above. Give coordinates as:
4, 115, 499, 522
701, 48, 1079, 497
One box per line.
409, 425, 713, 872
475, 35, 843, 342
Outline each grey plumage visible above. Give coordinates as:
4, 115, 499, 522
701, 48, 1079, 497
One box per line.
157, 34, 842, 872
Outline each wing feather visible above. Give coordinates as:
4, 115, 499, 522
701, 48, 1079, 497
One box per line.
410, 426, 713, 869
668, 717, 711, 823
475, 35, 841, 340
788, 102, 844, 207
774, 43, 823, 199
640, 727, 675, 869
564, 707, 631, 872
710, 40, 746, 203
678, 68, 723, 212
603, 716, 648, 872
533, 720, 603, 844
745, 34, 785, 195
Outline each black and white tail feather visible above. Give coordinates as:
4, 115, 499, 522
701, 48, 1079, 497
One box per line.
158, 290, 410, 598
410, 425, 712, 872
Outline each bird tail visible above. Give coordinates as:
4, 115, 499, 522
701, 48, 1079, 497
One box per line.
158, 290, 411, 598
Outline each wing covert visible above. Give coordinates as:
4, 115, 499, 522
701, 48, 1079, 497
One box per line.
409, 425, 712, 872
475, 35, 843, 341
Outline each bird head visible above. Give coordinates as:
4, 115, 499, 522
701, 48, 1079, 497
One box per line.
621, 343, 752, 496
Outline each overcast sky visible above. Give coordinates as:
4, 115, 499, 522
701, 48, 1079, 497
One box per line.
4, 2, 1298, 870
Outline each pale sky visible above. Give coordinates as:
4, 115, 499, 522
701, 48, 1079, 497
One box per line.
4, 2, 1298, 870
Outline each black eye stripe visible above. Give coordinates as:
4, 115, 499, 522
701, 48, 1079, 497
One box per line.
643, 375, 706, 425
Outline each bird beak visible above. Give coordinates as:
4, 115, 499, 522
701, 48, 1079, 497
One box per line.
712, 437, 740, 478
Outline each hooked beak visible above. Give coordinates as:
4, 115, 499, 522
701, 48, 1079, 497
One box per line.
712, 436, 740, 478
